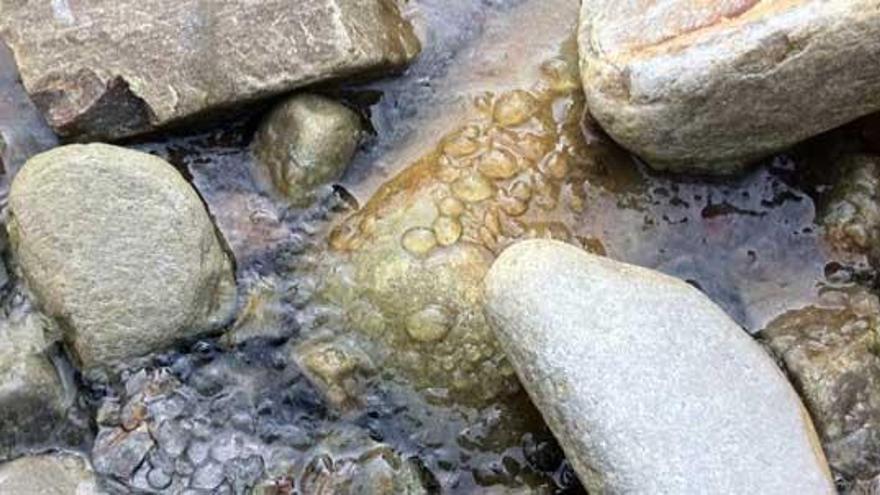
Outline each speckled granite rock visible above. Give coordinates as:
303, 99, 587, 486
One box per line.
0, 0, 419, 140
484, 240, 835, 494
253, 94, 363, 206
8, 144, 236, 372
0, 453, 101, 494
763, 289, 880, 482
579, 0, 880, 173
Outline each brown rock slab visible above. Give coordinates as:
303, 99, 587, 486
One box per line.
0, 0, 419, 140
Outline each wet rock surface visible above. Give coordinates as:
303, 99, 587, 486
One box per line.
8, 144, 237, 372
0, 0, 419, 141
253, 94, 364, 206
763, 288, 880, 484
0, 310, 77, 460
819, 153, 880, 265
485, 239, 835, 494
1, 0, 880, 493
579, 0, 880, 173
0, 452, 100, 494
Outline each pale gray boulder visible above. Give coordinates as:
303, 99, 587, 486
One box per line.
0, 0, 419, 140
579, 0, 880, 173
484, 239, 835, 494
0, 453, 101, 494
7, 143, 236, 372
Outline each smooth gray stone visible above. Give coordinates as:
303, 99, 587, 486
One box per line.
0, 0, 419, 141
579, 0, 880, 174
484, 239, 835, 494
8, 143, 237, 372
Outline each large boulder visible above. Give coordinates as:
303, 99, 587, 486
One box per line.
578, 0, 880, 173
0, 453, 101, 495
763, 289, 880, 482
253, 94, 363, 206
0, 0, 419, 141
7, 143, 236, 372
484, 240, 834, 494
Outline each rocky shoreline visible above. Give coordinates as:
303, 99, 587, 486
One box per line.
1, 0, 880, 494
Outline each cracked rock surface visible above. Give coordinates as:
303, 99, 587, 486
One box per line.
0, 0, 419, 141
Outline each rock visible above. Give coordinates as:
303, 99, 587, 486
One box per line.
0, 311, 74, 460
92, 423, 155, 481
8, 143, 236, 372
0, 0, 419, 141
272, 427, 429, 494
314, 59, 594, 404
484, 239, 835, 494
253, 94, 363, 206
820, 154, 880, 263
578, 0, 880, 173
292, 336, 376, 411
763, 289, 880, 481
0, 453, 101, 494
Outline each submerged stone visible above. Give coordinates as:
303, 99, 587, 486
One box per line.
484, 240, 835, 494
763, 289, 880, 482
0, 0, 419, 140
253, 94, 364, 206
314, 51, 602, 403
820, 154, 880, 264
0, 312, 73, 460
579, 0, 880, 173
8, 143, 236, 372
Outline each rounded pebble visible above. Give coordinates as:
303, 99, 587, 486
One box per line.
406, 306, 453, 343
433, 217, 463, 246
438, 197, 466, 217
452, 174, 495, 203
493, 90, 540, 126
402, 227, 438, 256
478, 148, 519, 179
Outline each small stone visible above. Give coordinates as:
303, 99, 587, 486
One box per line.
438, 197, 466, 217
478, 148, 520, 180
509, 180, 532, 201
539, 151, 569, 180
253, 94, 363, 206
93, 424, 155, 480
401, 227, 438, 256
191, 460, 226, 491
406, 306, 453, 343
484, 240, 835, 494
493, 90, 539, 127
452, 174, 494, 203
442, 127, 481, 157
293, 338, 375, 410
433, 217, 463, 246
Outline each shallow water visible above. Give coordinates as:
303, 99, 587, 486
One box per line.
0, 0, 876, 493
